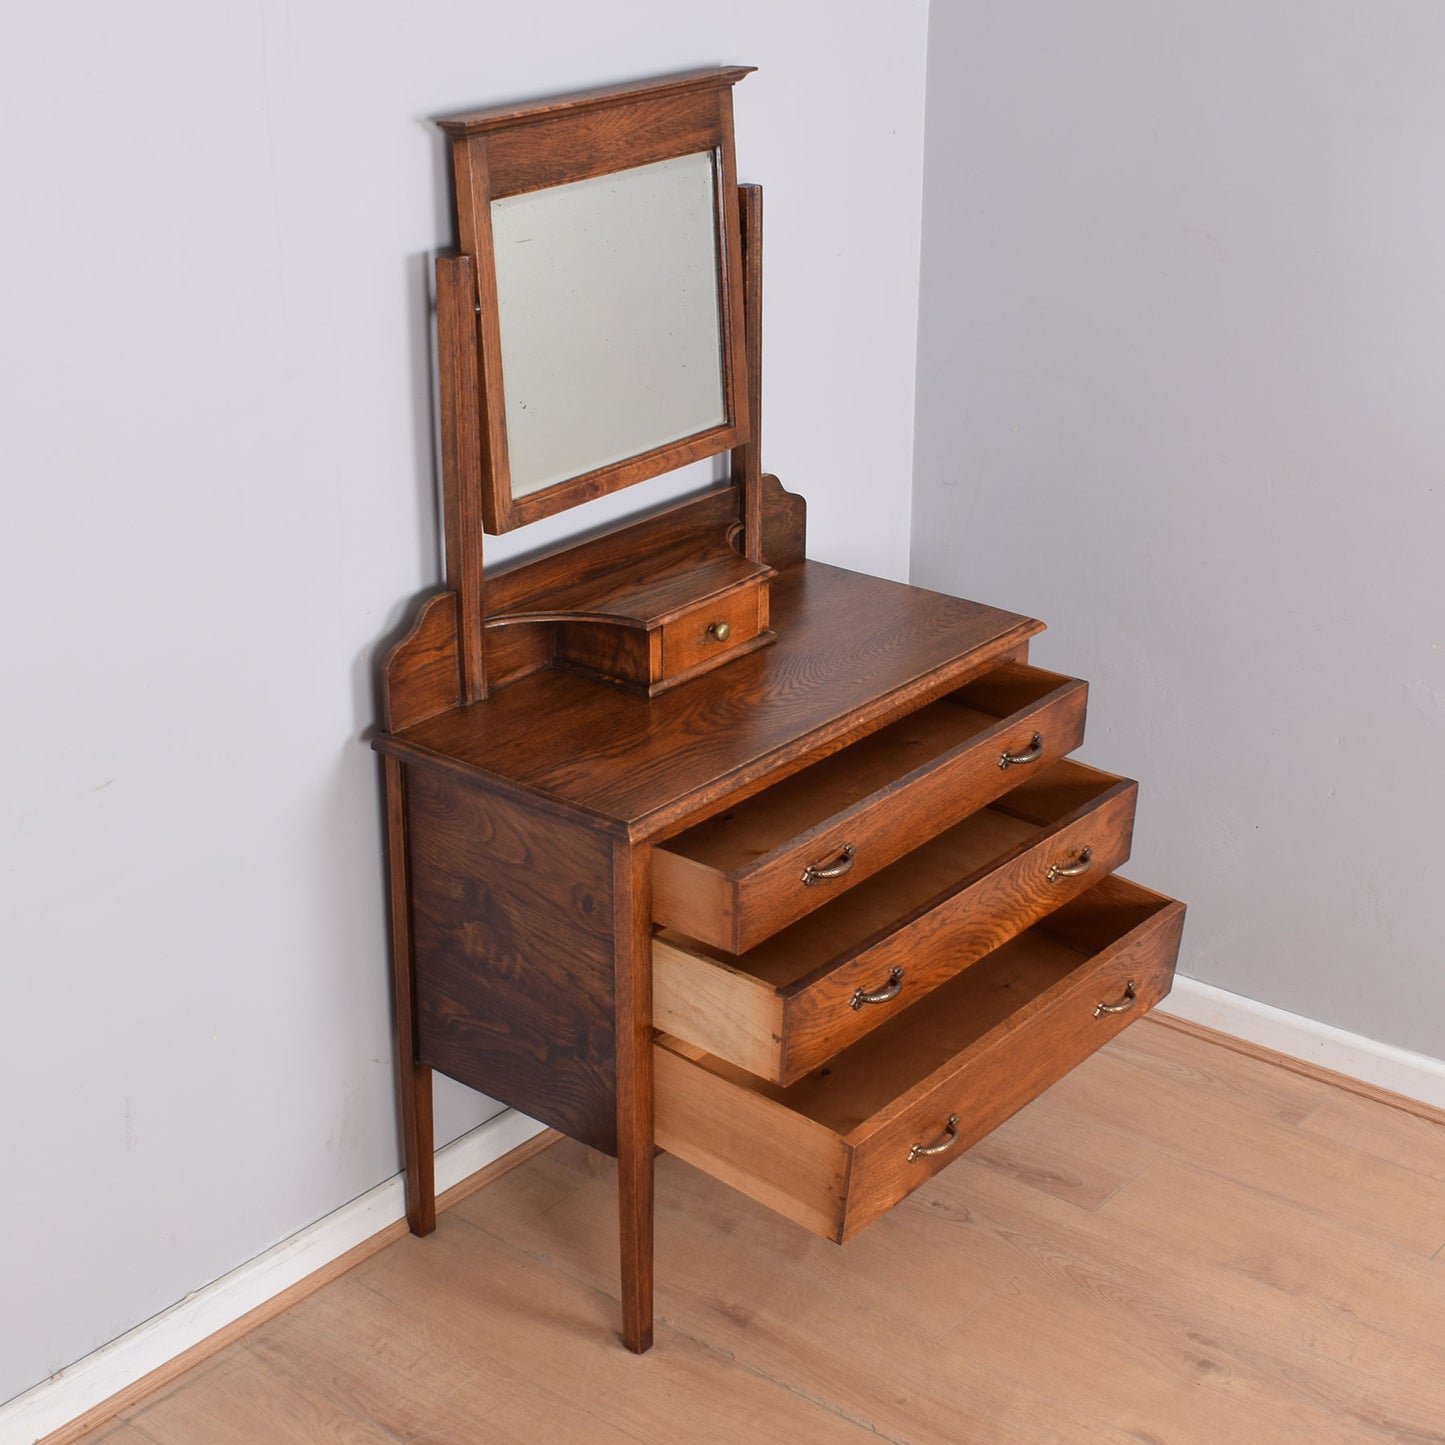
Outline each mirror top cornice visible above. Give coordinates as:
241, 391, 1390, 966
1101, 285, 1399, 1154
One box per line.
435, 66, 756, 140
436, 66, 754, 535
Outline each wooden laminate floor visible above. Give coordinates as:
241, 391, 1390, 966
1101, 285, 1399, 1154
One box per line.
73, 1017, 1445, 1444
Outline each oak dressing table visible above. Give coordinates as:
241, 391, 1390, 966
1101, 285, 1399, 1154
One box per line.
374, 67, 1185, 1353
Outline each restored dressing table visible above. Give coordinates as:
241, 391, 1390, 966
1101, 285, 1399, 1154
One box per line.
374, 68, 1185, 1353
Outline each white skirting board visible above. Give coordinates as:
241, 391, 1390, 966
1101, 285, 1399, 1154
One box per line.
0, 1109, 548, 1445
1158, 974, 1445, 1112
8, 984, 1445, 1445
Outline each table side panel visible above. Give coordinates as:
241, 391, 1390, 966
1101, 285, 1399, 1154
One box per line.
406, 764, 620, 1152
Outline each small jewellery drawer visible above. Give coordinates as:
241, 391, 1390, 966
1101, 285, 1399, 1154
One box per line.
652, 662, 1089, 953
655, 874, 1184, 1243
551, 571, 774, 697
660, 582, 768, 678
653, 759, 1136, 1085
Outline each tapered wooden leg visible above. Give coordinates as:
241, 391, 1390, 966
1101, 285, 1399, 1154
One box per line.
618, 1123, 654, 1353
400, 1061, 436, 1236
614, 839, 655, 1352
385, 757, 436, 1236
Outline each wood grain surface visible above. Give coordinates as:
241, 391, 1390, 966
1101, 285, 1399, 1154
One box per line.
731, 183, 765, 561
654, 761, 1139, 1084
435, 67, 756, 137
655, 877, 1182, 1241
612, 836, 655, 1353
406, 767, 619, 1151
379, 591, 461, 734
781, 774, 1139, 1083
759, 472, 806, 570
434, 254, 486, 702
478, 489, 752, 693
485, 486, 740, 616
378, 561, 1042, 837
651, 663, 1088, 952
658, 582, 764, 676
383, 756, 434, 1236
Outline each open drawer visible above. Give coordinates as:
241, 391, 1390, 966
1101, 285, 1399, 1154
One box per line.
651, 662, 1088, 953
654, 759, 1136, 1084
655, 875, 1184, 1243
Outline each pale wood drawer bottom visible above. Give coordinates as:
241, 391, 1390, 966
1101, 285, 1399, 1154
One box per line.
655, 875, 1185, 1243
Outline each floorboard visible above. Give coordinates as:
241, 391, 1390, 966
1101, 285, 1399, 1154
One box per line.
56, 1016, 1445, 1445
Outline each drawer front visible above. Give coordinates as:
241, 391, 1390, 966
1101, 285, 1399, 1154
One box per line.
660, 582, 766, 679
553, 577, 772, 695
653, 662, 1089, 954
839, 886, 1180, 1239
654, 760, 1136, 1085
780, 775, 1137, 1082
654, 875, 1184, 1243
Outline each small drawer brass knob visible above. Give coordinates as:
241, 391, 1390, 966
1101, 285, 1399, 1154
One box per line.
708, 620, 732, 643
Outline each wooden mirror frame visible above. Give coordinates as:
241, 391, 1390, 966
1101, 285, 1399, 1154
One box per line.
437, 67, 754, 534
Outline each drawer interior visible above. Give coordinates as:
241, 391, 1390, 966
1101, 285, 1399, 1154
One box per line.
657, 758, 1125, 993
670, 876, 1176, 1138
659, 663, 1073, 873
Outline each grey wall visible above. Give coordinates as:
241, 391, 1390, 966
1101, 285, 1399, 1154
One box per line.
913, 3, 1445, 1059
0, 1, 928, 1404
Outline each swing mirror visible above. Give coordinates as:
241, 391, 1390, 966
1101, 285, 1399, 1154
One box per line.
438, 68, 753, 533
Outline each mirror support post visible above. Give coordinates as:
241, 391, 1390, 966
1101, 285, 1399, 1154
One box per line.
436, 254, 488, 703
731, 184, 764, 563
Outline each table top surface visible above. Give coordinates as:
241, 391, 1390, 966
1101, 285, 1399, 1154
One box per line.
378, 561, 1040, 840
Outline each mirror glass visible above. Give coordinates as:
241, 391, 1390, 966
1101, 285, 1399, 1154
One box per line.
491, 150, 727, 500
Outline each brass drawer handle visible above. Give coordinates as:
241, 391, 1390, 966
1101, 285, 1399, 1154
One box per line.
850, 966, 904, 1010
707, 620, 732, 643
908, 1114, 960, 1162
1047, 846, 1093, 883
802, 843, 855, 886
999, 733, 1044, 770
1094, 980, 1138, 1018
